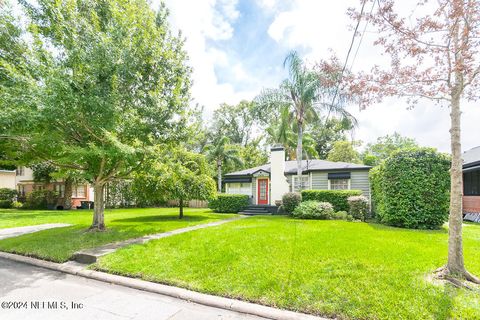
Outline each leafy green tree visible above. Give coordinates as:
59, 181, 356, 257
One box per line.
133, 147, 216, 218
327, 141, 361, 163
257, 51, 355, 187
311, 117, 355, 159
0, 0, 191, 230
209, 101, 258, 146
361, 133, 419, 166
204, 136, 243, 192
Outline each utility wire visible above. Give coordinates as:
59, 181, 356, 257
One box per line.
349, 0, 376, 71
329, 0, 368, 109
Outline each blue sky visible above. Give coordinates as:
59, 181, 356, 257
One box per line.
142, 1, 479, 153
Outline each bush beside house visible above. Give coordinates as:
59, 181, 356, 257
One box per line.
0, 188, 18, 208
301, 189, 362, 212
348, 196, 369, 221
208, 194, 249, 213
370, 148, 450, 229
282, 192, 302, 214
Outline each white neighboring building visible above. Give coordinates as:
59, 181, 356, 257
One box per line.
0, 169, 16, 189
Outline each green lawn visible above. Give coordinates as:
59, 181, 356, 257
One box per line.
0, 208, 234, 262
95, 216, 480, 320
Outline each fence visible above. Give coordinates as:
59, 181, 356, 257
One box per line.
166, 199, 209, 208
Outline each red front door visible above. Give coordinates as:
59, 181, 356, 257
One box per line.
257, 178, 269, 205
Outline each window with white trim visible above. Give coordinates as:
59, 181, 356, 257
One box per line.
329, 179, 350, 190
292, 175, 309, 192
16, 167, 25, 176
227, 183, 252, 196
55, 184, 65, 197
73, 185, 86, 198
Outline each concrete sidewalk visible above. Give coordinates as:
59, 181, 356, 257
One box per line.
0, 224, 71, 240
73, 216, 247, 264
0, 257, 265, 320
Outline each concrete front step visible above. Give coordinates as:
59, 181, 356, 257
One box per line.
239, 211, 272, 216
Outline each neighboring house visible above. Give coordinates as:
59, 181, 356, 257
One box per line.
463, 147, 480, 222
0, 169, 16, 189
1, 166, 94, 209
224, 146, 371, 209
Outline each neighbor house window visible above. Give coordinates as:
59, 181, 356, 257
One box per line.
34, 185, 44, 191
464, 170, 480, 196
73, 185, 86, 198
328, 172, 351, 190
227, 183, 251, 196
292, 175, 309, 192
329, 179, 350, 190
18, 185, 25, 197
16, 167, 25, 176
55, 184, 65, 198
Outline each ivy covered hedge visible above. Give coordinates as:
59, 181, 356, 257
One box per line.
301, 189, 362, 212
370, 148, 450, 229
208, 194, 249, 213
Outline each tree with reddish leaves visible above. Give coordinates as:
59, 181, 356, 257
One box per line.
349, 0, 479, 284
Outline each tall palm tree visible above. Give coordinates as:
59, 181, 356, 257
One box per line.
204, 136, 243, 192
266, 106, 319, 160
257, 51, 355, 189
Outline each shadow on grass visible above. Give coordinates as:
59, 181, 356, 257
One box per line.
366, 221, 448, 234
110, 214, 212, 224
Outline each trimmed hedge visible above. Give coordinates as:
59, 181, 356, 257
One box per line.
370, 148, 450, 229
0, 188, 17, 201
282, 192, 302, 214
301, 189, 362, 212
208, 194, 249, 213
0, 200, 12, 208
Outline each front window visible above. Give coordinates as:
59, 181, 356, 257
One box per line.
227, 183, 251, 196
329, 179, 350, 190
292, 175, 309, 192
55, 184, 65, 197
18, 185, 25, 197
464, 170, 480, 195
73, 185, 86, 198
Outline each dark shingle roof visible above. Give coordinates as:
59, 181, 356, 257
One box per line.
225, 160, 371, 176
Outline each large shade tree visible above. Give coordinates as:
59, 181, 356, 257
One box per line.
0, 0, 191, 230
350, 0, 479, 283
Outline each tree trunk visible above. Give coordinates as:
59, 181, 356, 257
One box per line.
217, 161, 222, 192
447, 93, 466, 275
63, 177, 73, 210
90, 182, 106, 231
296, 122, 303, 190
179, 198, 184, 219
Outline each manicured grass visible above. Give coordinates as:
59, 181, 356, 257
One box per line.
0, 208, 234, 262
96, 216, 480, 320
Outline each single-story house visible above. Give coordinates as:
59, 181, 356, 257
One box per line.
463, 146, 480, 222
224, 146, 371, 210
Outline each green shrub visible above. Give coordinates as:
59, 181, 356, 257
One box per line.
208, 194, 249, 213
282, 192, 302, 213
370, 148, 450, 229
0, 188, 17, 201
0, 200, 12, 208
292, 201, 334, 219
301, 189, 362, 211
332, 210, 354, 221
11, 201, 23, 209
25, 190, 58, 210
348, 195, 369, 221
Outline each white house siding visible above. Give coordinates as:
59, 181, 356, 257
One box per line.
0, 171, 16, 189
251, 178, 256, 204
350, 171, 370, 199
309, 170, 370, 198
311, 172, 328, 189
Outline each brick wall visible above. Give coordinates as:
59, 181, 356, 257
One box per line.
463, 196, 480, 213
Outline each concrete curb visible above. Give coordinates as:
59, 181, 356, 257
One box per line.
0, 252, 327, 320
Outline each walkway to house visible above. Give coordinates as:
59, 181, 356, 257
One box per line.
0, 223, 72, 240
73, 215, 248, 264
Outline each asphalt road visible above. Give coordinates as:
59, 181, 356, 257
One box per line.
0, 257, 264, 320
